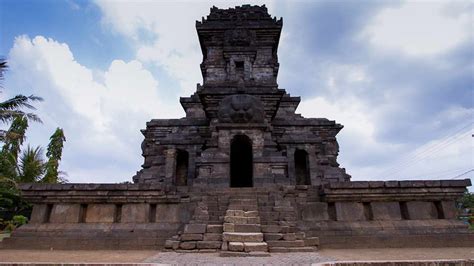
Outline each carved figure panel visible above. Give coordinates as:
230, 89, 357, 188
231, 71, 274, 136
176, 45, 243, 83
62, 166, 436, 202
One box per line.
218, 94, 264, 123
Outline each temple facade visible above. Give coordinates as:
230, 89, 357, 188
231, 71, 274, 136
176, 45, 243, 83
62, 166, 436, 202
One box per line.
1, 5, 472, 253
134, 5, 350, 187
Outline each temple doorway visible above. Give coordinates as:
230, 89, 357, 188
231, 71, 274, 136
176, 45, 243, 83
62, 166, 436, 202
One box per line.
295, 149, 311, 185
175, 149, 189, 186
230, 135, 253, 187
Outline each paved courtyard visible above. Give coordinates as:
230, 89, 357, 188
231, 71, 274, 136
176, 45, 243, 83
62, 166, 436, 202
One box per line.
0, 248, 472, 264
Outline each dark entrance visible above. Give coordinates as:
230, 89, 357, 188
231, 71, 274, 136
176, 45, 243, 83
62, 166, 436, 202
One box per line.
295, 149, 311, 185
175, 149, 189, 186
230, 135, 253, 187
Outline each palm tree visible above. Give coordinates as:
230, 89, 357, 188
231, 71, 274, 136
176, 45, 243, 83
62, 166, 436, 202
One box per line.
17, 146, 45, 183
0, 59, 43, 141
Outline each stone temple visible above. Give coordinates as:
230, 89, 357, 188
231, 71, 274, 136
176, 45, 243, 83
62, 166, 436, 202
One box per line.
2, 5, 472, 253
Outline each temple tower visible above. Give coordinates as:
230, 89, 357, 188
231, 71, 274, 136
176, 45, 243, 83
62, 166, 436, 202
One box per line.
134, 5, 350, 187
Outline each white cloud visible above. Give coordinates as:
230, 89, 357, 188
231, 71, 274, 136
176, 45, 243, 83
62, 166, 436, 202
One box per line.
362, 1, 471, 56
95, 0, 275, 95
7, 35, 182, 183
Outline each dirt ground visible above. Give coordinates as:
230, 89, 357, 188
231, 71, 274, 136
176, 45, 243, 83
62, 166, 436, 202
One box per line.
0, 248, 472, 264
318, 248, 474, 261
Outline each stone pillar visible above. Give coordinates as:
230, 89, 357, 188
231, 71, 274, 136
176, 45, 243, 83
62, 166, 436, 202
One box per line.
287, 147, 296, 185
187, 146, 197, 186
308, 145, 320, 186
164, 147, 177, 185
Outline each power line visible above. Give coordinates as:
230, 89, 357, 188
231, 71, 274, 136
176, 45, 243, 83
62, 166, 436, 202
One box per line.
371, 120, 473, 179
401, 167, 473, 180
449, 169, 474, 180
381, 129, 472, 179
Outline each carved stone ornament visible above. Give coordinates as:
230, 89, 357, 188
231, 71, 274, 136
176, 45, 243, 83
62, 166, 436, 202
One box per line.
218, 94, 264, 123
224, 29, 255, 46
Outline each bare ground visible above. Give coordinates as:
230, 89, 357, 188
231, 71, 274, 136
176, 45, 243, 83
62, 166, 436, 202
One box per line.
0, 248, 472, 264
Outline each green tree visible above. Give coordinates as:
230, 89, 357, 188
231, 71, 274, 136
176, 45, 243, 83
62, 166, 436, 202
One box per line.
17, 146, 45, 183
43, 128, 66, 183
0, 116, 29, 181
0, 60, 43, 141
2, 116, 28, 160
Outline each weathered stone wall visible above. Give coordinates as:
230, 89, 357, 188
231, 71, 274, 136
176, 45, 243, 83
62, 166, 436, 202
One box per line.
133, 5, 351, 187
2, 179, 471, 250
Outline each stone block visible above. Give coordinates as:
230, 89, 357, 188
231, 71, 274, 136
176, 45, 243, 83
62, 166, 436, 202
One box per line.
261, 225, 281, 233
85, 204, 115, 223
203, 233, 222, 241
155, 204, 191, 222
301, 202, 329, 221
441, 201, 458, 219
165, 240, 179, 250
335, 202, 366, 221
234, 224, 261, 232
207, 224, 223, 233
49, 204, 81, 223
266, 240, 305, 247
179, 241, 196, 250
181, 234, 203, 241
304, 237, 320, 246
121, 204, 149, 223
283, 233, 296, 241
247, 217, 260, 224
226, 210, 245, 216
224, 216, 247, 224
295, 232, 305, 240
264, 233, 283, 241
244, 242, 268, 252
244, 211, 258, 217
228, 242, 244, 251
371, 202, 402, 221
184, 223, 207, 234
406, 201, 438, 220
29, 204, 49, 224
223, 223, 235, 232
196, 241, 221, 249
223, 232, 263, 242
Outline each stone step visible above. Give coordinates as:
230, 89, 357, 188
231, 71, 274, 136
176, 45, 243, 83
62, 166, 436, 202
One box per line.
227, 205, 258, 211
261, 225, 287, 233
269, 247, 317, 252
196, 240, 222, 249
206, 224, 223, 233
224, 216, 260, 224
266, 240, 305, 248
220, 251, 270, 257
243, 242, 268, 252
229, 199, 257, 204
184, 223, 207, 234
304, 237, 320, 246
223, 232, 264, 242
203, 233, 222, 241
264, 232, 305, 241
225, 210, 258, 217
223, 223, 261, 233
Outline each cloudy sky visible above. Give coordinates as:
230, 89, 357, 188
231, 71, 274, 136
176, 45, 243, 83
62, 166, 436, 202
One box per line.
0, 0, 472, 188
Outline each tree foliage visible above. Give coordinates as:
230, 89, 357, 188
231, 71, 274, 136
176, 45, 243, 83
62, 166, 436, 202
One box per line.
0, 59, 66, 230
459, 191, 474, 209
43, 128, 66, 183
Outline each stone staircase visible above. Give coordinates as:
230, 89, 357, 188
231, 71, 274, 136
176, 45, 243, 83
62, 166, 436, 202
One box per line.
220, 194, 269, 256
165, 196, 224, 252
260, 193, 319, 252
165, 187, 319, 254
